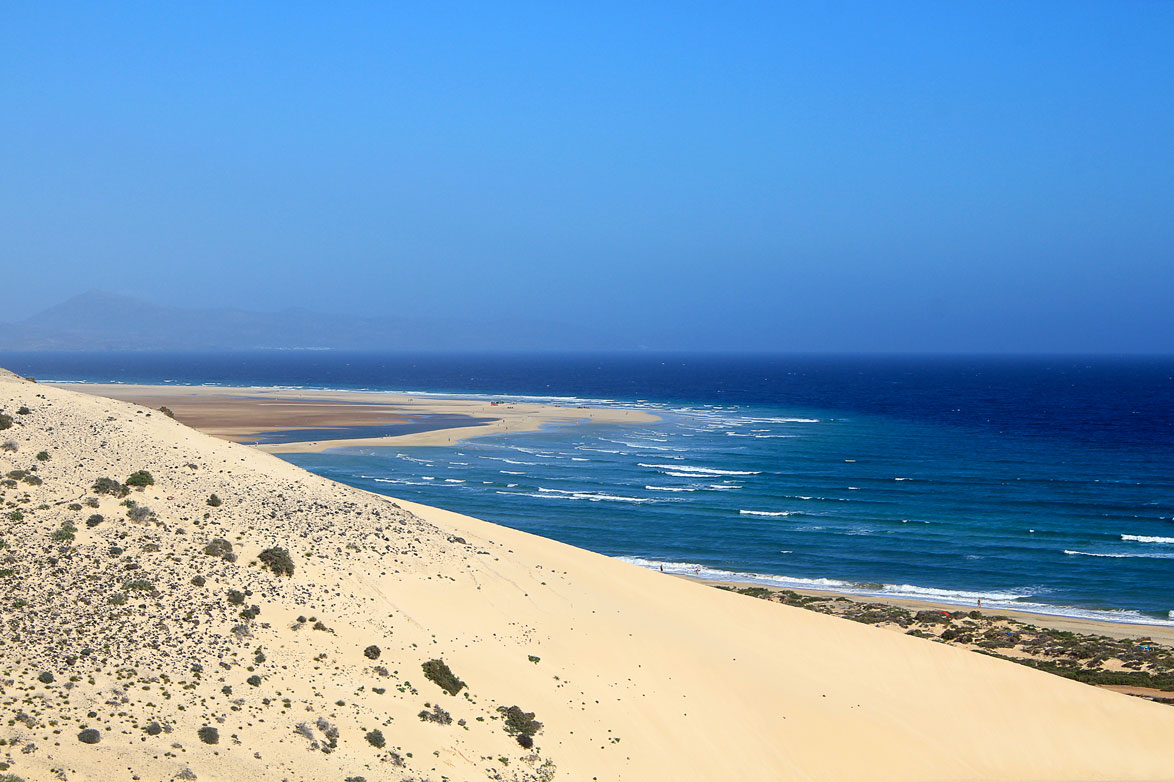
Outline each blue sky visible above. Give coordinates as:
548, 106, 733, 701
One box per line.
2, 2, 1172, 351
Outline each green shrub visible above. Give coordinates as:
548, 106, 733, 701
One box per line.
258, 547, 294, 577
497, 705, 542, 740
197, 726, 219, 745
16, 407, 29, 416
125, 470, 154, 488
422, 659, 465, 696
158, 406, 175, 419
124, 579, 155, 592
365, 728, 385, 748
35, 451, 49, 462
6, 511, 23, 522
191, 575, 206, 586
77, 728, 100, 744
246, 675, 261, 687
37, 671, 54, 684
206, 494, 222, 507
204, 538, 235, 561
85, 514, 103, 527
49, 528, 75, 543
92, 477, 128, 497
364, 645, 381, 660
227, 589, 245, 605
0, 414, 12, 431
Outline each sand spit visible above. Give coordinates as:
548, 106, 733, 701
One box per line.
51, 383, 659, 451
0, 369, 1171, 781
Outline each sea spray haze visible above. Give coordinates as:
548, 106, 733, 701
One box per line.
7, 350, 1174, 623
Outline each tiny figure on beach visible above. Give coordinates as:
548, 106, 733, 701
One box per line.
659, 564, 664, 572
695, 567, 701, 576
977, 598, 982, 609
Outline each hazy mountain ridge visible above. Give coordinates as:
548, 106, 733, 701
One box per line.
1, 291, 631, 351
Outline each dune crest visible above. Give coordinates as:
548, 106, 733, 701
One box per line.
1, 371, 1172, 781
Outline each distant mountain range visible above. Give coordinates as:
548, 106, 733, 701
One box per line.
0, 291, 632, 351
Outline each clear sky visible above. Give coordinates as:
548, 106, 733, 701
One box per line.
3, 2, 1172, 352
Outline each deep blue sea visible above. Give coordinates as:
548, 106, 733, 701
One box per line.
4, 351, 1172, 625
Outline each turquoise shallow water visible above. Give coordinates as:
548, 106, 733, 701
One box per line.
5, 351, 1172, 624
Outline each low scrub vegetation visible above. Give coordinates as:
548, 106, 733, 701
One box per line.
258, 546, 294, 576
422, 658, 465, 696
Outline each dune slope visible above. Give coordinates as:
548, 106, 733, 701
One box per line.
1, 370, 1172, 781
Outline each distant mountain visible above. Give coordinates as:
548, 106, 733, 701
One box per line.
0, 291, 632, 351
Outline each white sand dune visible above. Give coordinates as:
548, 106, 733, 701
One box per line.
2, 369, 1172, 781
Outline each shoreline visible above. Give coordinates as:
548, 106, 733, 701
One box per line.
48, 380, 1171, 641
49, 381, 660, 451
677, 574, 1174, 644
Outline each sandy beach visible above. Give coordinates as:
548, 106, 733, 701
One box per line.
51, 382, 660, 451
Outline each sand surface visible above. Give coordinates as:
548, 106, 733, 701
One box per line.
4, 371, 1174, 780
50, 382, 659, 451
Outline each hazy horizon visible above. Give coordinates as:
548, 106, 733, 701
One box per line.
4, 3, 1173, 353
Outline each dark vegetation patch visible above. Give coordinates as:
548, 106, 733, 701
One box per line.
258, 546, 294, 577
422, 658, 465, 696
497, 705, 542, 742
125, 470, 155, 488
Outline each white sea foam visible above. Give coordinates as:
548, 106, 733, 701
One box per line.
1065, 549, 1174, 559
499, 488, 669, 504
739, 510, 793, 517
1121, 534, 1174, 544
638, 463, 760, 476
646, 485, 696, 492
499, 470, 524, 475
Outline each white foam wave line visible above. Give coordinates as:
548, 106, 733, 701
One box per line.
497, 490, 669, 504
739, 510, 793, 517
1064, 549, 1174, 559
615, 558, 1174, 626
645, 485, 696, 492
1121, 534, 1174, 544
638, 463, 761, 476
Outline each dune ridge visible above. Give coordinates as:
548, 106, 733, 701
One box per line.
1, 369, 1173, 781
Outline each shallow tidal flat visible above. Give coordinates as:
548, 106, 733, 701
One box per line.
51, 383, 658, 451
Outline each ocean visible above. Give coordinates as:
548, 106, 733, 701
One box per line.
4, 350, 1172, 625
